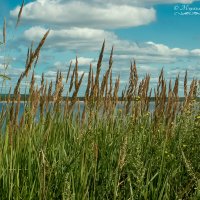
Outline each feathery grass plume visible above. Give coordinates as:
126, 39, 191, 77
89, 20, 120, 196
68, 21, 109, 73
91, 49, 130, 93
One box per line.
69, 73, 84, 112
64, 92, 69, 118
173, 75, 179, 98
165, 91, 174, 125
34, 54, 40, 69
101, 46, 114, 100
40, 73, 45, 93
125, 61, 138, 114
66, 61, 72, 84
168, 76, 180, 123
153, 70, 167, 126
113, 75, 120, 105
168, 79, 172, 93
75, 57, 79, 90
69, 67, 75, 93
55, 70, 59, 88
40, 73, 45, 119
184, 70, 188, 98
25, 30, 49, 77
25, 48, 30, 69
48, 80, 53, 100
3, 18, 6, 44
31, 87, 40, 117
47, 80, 53, 110
143, 75, 151, 112
9, 101, 14, 124
29, 71, 35, 102
91, 69, 94, 90
158, 79, 167, 120
102, 48, 113, 96
107, 69, 113, 100
85, 63, 92, 102
53, 72, 63, 104
54, 85, 64, 112
93, 40, 105, 98
19, 114, 24, 128
43, 80, 48, 108
133, 60, 138, 86
14, 30, 50, 95
100, 74, 106, 98
95, 40, 105, 86
184, 79, 198, 112
109, 46, 114, 70
16, 0, 24, 28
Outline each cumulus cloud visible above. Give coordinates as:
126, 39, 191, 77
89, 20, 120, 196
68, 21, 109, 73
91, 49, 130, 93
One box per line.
70, 57, 95, 66
10, 1, 156, 29
22, 26, 200, 65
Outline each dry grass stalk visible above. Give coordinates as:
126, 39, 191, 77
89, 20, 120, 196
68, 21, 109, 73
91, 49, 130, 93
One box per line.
53, 72, 63, 105
19, 114, 25, 128
125, 61, 138, 114
69, 73, 84, 112
113, 75, 120, 105
92, 41, 105, 98
34, 54, 40, 69
69, 67, 75, 93
85, 64, 92, 102
95, 40, 105, 87
184, 70, 188, 98
16, 0, 24, 27
173, 75, 179, 99
47, 80, 53, 108
108, 70, 113, 97
183, 79, 198, 113
31, 87, 40, 117
66, 61, 72, 84
75, 57, 79, 90
25, 48, 30, 70
29, 71, 35, 102
39, 73, 45, 119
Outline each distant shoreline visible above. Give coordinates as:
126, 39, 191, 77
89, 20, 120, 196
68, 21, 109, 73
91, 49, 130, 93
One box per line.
0, 95, 199, 102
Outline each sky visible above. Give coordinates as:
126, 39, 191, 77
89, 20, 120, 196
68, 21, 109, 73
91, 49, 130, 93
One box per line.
0, 0, 200, 96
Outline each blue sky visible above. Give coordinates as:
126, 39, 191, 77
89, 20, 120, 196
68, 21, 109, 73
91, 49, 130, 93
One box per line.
1, 0, 200, 95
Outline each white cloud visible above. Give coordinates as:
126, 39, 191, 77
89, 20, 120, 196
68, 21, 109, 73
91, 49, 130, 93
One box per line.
191, 49, 200, 56
70, 57, 95, 66
146, 41, 190, 57
10, 1, 156, 29
23, 26, 200, 65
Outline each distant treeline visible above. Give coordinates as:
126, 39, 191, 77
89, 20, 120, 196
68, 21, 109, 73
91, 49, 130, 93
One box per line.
0, 94, 199, 102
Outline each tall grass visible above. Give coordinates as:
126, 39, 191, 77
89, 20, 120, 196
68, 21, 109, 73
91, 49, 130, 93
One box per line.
0, 6, 200, 199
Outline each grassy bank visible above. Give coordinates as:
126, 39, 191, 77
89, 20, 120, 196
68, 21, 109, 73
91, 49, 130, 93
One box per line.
0, 100, 200, 199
